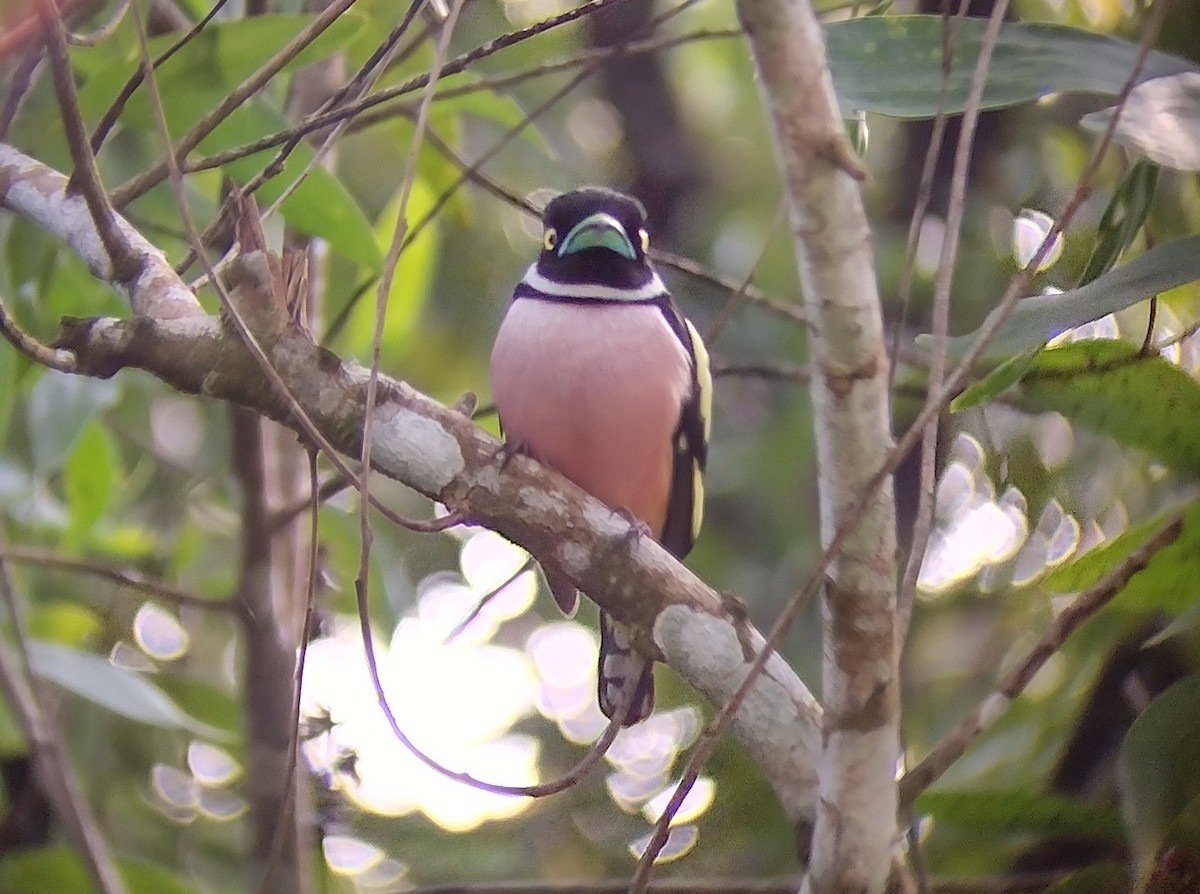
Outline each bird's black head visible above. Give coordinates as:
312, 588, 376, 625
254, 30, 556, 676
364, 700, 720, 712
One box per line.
535, 187, 655, 291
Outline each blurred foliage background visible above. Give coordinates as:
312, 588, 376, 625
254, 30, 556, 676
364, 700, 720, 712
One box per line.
2, 0, 1200, 890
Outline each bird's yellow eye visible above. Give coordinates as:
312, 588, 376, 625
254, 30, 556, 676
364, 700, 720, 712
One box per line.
543, 228, 558, 251
638, 228, 650, 253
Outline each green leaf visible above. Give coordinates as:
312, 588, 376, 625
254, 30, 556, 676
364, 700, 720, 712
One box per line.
1119, 673, 1200, 871
28, 602, 101, 649
1017, 340, 1200, 476
0, 848, 199, 894
1082, 72, 1200, 172
826, 16, 1197, 119
950, 346, 1041, 412
155, 675, 242, 736
1078, 160, 1159, 286
1044, 504, 1200, 615
338, 176, 440, 360
1043, 506, 1190, 593
0, 847, 93, 894
931, 235, 1200, 358
63, 422, 116, 545
28, 640, 224, 737
27, 372, 120, 475
917, 788, 1124, 840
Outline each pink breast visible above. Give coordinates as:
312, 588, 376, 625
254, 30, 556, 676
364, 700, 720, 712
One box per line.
489, 299, 692, 537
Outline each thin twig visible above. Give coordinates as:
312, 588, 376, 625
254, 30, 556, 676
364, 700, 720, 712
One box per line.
899, 510, 1185, 805
111, 0, 633, 209
897, 0, 1004, 648
887, 0, 968, 395
67, 0, 131, 46
0, 291, 78, 373
366, 0, 707, 310
445, 556, 536, 643
653, 249, 805, 326
37, 0, 139, 282
0, 535, 127, 894
704, 202, 786, 345
0, 49, 44, 140
90, 0, 232, 154
269, 472, 353, 532
0, 545, 235, 612
711, 359, 808, 383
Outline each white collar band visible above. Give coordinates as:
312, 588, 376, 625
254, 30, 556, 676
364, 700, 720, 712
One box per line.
520, 264, 667, 302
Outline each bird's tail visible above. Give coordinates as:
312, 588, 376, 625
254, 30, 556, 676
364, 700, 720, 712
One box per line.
598, 612, 654, 725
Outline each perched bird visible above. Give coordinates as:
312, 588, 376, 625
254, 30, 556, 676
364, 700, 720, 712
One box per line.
489, 188, 711, 725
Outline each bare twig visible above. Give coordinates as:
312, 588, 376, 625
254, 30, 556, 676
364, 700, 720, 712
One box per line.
0, 545, 236, 613
37, 0, 140, 282
887, 0, 968, 395
899, 510, 1185, 805
704, 202, 786, 345
66, 0, 131, 46
90, 0, 232, 153
445, 556, 536, 643
0, 49, 44, 139
712, 360, 808, 383
653, 249, 805, 326
356, 0, 468, 534
0, 535, 127, 894
174, 0, 427, 278
897, 0, 1004, 648
0, 291, 78, 373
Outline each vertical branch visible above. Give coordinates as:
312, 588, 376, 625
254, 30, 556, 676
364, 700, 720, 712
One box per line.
232, 409, 312, 894
734, 1, 899, 893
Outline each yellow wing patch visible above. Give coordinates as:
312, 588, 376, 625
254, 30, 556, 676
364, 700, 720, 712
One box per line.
684, 319, 712, 541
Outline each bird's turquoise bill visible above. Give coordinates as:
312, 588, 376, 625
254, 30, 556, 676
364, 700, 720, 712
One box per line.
558, 213, 636, 260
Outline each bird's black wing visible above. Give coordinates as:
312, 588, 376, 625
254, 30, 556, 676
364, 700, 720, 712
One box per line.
658, 302, 711, 560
